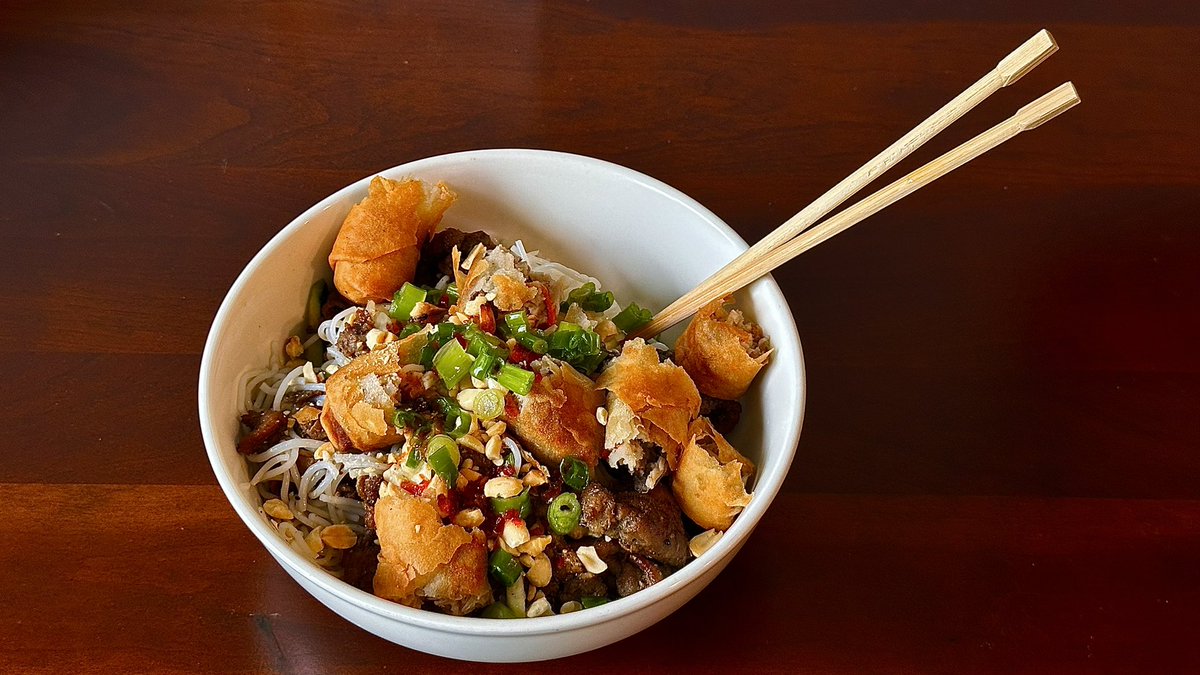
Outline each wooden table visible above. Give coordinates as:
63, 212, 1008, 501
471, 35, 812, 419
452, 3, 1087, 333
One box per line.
4, 2, 1198, 672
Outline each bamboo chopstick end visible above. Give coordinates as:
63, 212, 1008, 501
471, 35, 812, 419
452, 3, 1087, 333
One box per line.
1017, 81, 1080, 131
995, 29, 1058, 86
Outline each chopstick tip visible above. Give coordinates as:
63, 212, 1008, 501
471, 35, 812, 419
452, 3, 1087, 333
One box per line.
997, 29, 1059, 86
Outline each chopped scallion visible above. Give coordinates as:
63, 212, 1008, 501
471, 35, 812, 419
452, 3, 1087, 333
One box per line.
404, 446, 423, 470
481, 601, 519, 619
488, 549, 522, 587
559, 457, 590, 492
389, 282, 427, 321
473, 388, 505, 421
490, 489, 532, 520
433, 339, 473, 389
547, 492, 581, 535
612, 302, 653, 333
433, 321, 461, 342
566, 282, 614, 313
496, 363, 535, 396
425, 434, 460, 485
392, 408, 425, 430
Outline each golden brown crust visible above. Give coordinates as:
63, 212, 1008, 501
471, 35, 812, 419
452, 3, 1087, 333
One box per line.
373, 492, 492, 615
674, 295, 771, 400
328, 177, 456, 304
504, 361, 606, 469
319, 333, 428, 452
671, 418, 754, 530
597, 339, 700, 469
490, 274, 538, 312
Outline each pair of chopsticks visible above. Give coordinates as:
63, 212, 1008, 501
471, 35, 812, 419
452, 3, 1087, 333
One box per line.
634, 29, 1079, 339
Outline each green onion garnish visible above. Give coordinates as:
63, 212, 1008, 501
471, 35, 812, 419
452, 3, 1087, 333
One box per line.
425, 288, 446, 306
425, 434, 460, 485
547, 492, 581, 535
398, 322, 423, 339
445, 282, 459, 303
514, 332, 548, 354
490, 489, 532, 520
580, 596, 610, 609
404, 446, 423, 470
496, 363, 535, 396
548, 322, 604, 374
503, 311, 528, 336
470, 351, 499, 381
433, 321, 461, 342
612, 302, 653, 333
392, 408, 425, 430
481, 601, 519, 619
473, 389, 505, 421
418, 343, 436, 368
445, 409, 472, 439
559, 457, 590, 492
433, 339, 473, 389
488, 549, 523, 587
566, 282, 614, 313
502, 312, 548, 353
465, 326, 505, 357
388, 282, 426, 321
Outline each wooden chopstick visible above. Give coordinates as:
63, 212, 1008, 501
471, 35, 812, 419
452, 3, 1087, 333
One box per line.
635, 82, 1080, 337
633, 29, 1058, 339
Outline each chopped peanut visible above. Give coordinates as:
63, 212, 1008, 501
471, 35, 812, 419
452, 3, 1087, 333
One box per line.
305, 527, 325, 554
263, 499, 294, 521
484, 476, 524, 499
321, 524, 358, 550
458, 434, 485, 454
518, 535, 552, 558
527, 597, 553, 618
576, 545, 607, 574
284, 336, 304, 359
527, 555, 552, 588
453, 508, 485, 528
502, 519, 530, 549
688, 529, 724, 558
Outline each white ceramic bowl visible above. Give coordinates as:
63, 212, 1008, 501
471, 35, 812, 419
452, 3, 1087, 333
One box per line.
199, 149, 805, 662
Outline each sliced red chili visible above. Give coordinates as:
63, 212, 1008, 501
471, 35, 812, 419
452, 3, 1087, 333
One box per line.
538, 282, 557, 328
479, 303, 496, 334
508, 344, 538, 364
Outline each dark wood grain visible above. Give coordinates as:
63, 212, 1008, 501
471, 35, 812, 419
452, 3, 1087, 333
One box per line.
2, 0, 1198, 671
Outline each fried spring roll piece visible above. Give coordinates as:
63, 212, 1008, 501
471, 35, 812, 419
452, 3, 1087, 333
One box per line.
373, 492, 493, 616
597, 339, 701, 486
671, 417, 754, 530
674, 295, 772, 400
329, 176, 456, 304
503, 360, 606, 469
319, 332, 427, 452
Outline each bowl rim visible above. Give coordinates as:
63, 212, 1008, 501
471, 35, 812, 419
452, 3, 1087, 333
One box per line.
198, 148, 806, 637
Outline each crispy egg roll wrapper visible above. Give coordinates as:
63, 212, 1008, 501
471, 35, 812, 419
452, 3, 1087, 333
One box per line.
503, 361, 606, 469
319, 332, 427, 452
597, 338, 700, 469
329, 176, 456, 304
373, 492, 492, 615
674, 295, 771, 400
671, 417, 754, 531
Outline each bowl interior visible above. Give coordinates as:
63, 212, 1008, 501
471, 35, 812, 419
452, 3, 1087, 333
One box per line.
199, 149, 805, 642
